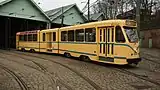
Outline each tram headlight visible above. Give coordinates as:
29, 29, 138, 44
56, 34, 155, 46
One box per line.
134, 52, 138, 55
131, 52, 137, 56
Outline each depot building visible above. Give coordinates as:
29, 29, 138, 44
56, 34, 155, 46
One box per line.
0, 0, 51, 49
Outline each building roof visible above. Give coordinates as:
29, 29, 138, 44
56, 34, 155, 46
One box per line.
0, 0, 12, 6
85, 12, 104, 21
45, 4, 86, 22
117, 9, 136, 19
0, 0, 51, 22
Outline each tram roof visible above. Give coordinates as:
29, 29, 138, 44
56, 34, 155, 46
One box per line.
59, 19, 134, 30
16, 19, 136, 34
39, 19, 136, 32
40, 28, 59, 32
16, 30, 39, 35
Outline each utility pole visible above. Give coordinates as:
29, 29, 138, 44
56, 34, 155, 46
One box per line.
109, 0, 114, 19
121, 0, 123, 17
61, 6, 64, 27
136, 0, 140, 37
88, 0, 90, 21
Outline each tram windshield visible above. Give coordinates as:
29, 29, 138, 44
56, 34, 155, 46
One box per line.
123, 26, 138, 43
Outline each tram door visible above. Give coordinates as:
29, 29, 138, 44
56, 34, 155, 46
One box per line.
46, 32, 52, 50
99, 27, 115, 60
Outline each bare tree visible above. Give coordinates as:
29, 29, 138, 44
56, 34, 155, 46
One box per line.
89, 0, 135, 19
83, 0, 160, 20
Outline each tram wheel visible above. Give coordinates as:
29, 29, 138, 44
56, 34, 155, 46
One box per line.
133, 62, 138, 67
64, 52, 71, 58
30, 49, 35, 53
129, 63, 138, 67
79, 55, 90, 62
21, 48, 25, 52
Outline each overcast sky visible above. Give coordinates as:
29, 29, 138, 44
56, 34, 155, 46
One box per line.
34, 0, 96, 11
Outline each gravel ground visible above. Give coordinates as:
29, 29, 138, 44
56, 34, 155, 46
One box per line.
0, 49, 159, 90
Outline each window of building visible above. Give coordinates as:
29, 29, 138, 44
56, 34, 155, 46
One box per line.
43, 33, 45, 41
53, 32, 56, 41
85, 28, 96, 42
116, 26, 125, 42
33, 34, 37, 41
61, 31, 67, 41
76, 29, 84, 42
68, 30, 74, 41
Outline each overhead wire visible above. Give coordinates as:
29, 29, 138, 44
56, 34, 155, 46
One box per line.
82, 0, 99, 13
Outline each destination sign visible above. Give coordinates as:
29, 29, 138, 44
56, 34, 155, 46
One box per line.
125, 20, 137, 26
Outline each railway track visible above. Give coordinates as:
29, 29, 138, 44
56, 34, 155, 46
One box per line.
8, 50, 160, 89
0, 51, 72, 90
89, 56, 160, 88
1, 49, 160, 89
31, 61, 73, 90
114, 67, 160, 87
0, 50, 102, 90
27, 60, 73, 90
111, 53, 160, 87
142, 57, 160, 65
141, 53, 160, 65
0, 64, 28, 90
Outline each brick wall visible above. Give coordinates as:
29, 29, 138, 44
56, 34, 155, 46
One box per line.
141, 29, 160, 48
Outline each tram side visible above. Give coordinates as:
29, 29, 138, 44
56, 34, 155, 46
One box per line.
16, 30, 40, 52
39, 29, 59, 53
57, 20, 141, 65
16, 20, 141, 65
16, 29, 59, 53
58, 25, 98, 61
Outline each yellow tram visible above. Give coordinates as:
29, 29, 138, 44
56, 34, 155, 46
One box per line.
16, 20, 141, 65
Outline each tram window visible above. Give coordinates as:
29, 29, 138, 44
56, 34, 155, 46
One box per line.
24, 35, 27, 41
112, 28, 114, 42
53, 32, 56, 41
33, 34, 37, 41
68, 30, 74, 41
103, 29, 106, 42
43, 33, 45, 41
116, 26, 125, 42
85, 28, 96, 42
28, 34, 32, 41
76, 29, 84, 42
100, 29, 102, 42
108, 29, 110, 42
61, 31, 67, 41
19, 35, 24, 41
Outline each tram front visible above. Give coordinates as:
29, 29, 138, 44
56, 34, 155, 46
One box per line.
122, 20, 141, 65
113, 20, 141, 65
